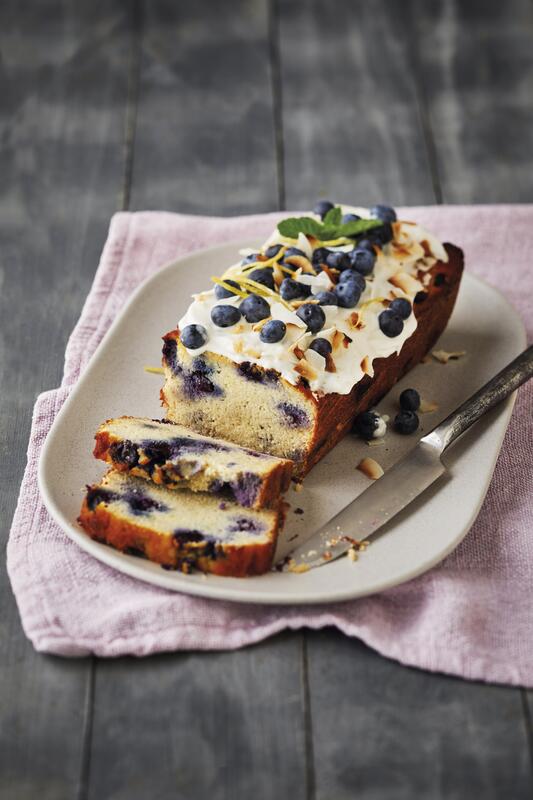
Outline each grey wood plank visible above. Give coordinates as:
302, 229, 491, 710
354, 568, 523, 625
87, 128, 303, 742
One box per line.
278, 0, 436, 209
308, 631, 532, 800
89, 635, 307, 800
0, 2, 132, 798
277, 0, 533, 796
406, 0, 533, 204
88, 3, 308, 799
129, 0, 279, 214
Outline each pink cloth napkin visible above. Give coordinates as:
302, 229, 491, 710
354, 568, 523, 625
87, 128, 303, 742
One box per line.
8, 206, 533, 685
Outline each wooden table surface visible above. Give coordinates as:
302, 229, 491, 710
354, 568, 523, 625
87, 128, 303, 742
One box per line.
2, 1, 533, 797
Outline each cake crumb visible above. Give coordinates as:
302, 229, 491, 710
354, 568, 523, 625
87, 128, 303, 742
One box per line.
293, 482, 304, 492
294, 507, 304, 515
144, 366, 165, 375
288, 560, 311, 574
347, 547, 359, 562
357, 457, 384, 480
366, 439, 384, 447
419, 398, 439, 413
432, 349, 466, 364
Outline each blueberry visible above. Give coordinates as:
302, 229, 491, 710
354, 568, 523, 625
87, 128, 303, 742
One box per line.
314, 200, 335, 219
326, 251, 351, 271
356, 238, 376, 252
370, 204, 397, 224
260, 320, 286, 343
353, 411, 380, 440
378, 309, 404, 338
394, 410, 419, 435
399, 388, 420, 411
214, 279, 241, 300
249, 267, 275, 290
349, 247, 376, 276
181, 324, 208, 350
241, 252, 260, 265
239, 294, 271, 323
335, 281, 362, 308
338, 269, 366, 292
370, 223, 393, 245
109, 440, 138, 467
389, 297, 412, 319
342, 213, 361, 224
308, 337, 332, 358
142, 441, 172, 465
284, 247, 305, 259
265, 244, 283, 259
296, 303, 326, 333
211, 305, 241, 328
280, 277, 311, 301
314, 291, 338, 306
312, 247, 330, 266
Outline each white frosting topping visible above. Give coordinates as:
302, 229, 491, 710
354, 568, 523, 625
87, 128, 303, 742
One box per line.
178, 206, 448, 396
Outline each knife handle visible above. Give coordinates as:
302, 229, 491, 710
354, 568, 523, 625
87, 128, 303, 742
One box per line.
425, 344, 533, 453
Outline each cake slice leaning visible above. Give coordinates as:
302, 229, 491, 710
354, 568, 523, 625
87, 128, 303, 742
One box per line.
78, 471, 283, 576
93, 417, 293, 509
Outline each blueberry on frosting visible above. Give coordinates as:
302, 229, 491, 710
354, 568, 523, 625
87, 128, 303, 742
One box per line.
215, 279, 241, 300
370, 204, 397, 224
249, 267, 275, 290
181, 324, 208, 350
239, 294, 271, 323
378, 309, 404, 338
295, 303, 325, 334
314, 291, 338, 306
389, 297, 412, 319
260, 320, 286, 344
308, 338, 332, 358
280, 277, 311, 302
314, 200, 334, 219
211, 305, 241, 328
349, 247, 376, 276
335, 281, 362, 309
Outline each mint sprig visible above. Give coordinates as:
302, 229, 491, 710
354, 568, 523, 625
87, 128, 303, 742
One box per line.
278, 209, 382, 241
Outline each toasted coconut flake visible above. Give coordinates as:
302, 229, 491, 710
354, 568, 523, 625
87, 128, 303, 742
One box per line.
273, 263, 285, 286
320, 264, 339, 284
357, 457, 384, 480
360, 356, 373, 376
343, 334, 352, 349
419, 398, 439, 413
432, 349, 466, 364
233, 339, 244, 354
389, 271, 421, 294
325, 353, 337, 373
285, 254, 315, 274
348, 312, 359, 329
295, 358, 318, 382
252, 317, 272, 332
332, 329, 345, 352
420, 239, 433, 257
244, 347, 261, 359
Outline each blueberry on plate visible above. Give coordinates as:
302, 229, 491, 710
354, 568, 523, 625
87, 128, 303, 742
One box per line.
215, 278, 241, 300
312, 247, 330, 266
335, 281, 362, 308
280, 277, 311, 301
326, 251, 351, 271
389, 297, 412, 319
378, 309, 404, 337
342, 213, 361, 224
211, 305, 242, 328
337, 269, 366, 292
239, 294, 271, 323
265, 244, 283, 259
308, 337, 332, 358
314, 200, 335, 219
314, 290, 338, 306
399, 388, 420, 411
393, 410, 419, 435
353, 411, 380, 440
241, 252, 260, 265
181, 324, 208, 350
296, 303, 326, 333
249, 267, 275, 290
370, 204, 397, 224
349, 247, 376, 276
260, 319, 286, 343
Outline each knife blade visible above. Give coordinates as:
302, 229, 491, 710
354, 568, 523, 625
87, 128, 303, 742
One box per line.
278, 344, 533, 572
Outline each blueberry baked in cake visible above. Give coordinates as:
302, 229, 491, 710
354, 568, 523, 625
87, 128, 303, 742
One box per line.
78, 471, 282, 576
94, 416, 293, 509
161, 202, 464, 475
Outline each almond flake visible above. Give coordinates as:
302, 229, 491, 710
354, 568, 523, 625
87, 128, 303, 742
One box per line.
432, 349, 466, 364
357, 457, 384, 480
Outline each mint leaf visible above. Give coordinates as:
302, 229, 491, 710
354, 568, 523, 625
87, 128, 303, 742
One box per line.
336, 218, 382, 238
278, 216, 323, 239
323, 206, 342, 227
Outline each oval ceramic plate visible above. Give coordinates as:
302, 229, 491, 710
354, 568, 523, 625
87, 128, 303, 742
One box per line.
39, 240, 526, 604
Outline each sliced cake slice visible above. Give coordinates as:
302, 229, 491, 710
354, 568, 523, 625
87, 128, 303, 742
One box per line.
93, 417, 293, 509
78, 471, 283, 577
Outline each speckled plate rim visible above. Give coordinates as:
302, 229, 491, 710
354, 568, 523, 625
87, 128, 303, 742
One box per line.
38, 241, 527, 605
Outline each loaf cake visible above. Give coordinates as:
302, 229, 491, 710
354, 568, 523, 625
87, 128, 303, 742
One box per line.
78, 471, 283, 576
161, 203, 464, 475
93, 416, 293, 509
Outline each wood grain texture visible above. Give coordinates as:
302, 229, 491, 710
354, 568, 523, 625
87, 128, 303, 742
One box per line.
307, 632, 532, 800
0, 1, 131, 798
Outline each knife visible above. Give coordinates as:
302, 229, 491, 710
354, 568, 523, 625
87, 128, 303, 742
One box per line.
280, 344, 533, 572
